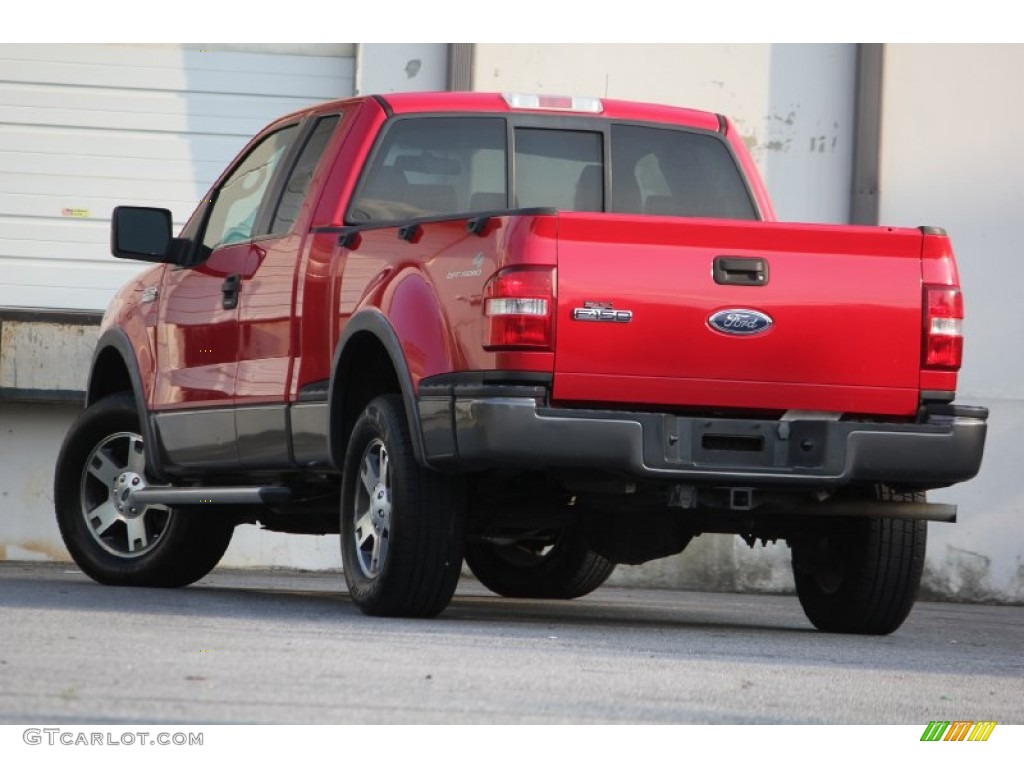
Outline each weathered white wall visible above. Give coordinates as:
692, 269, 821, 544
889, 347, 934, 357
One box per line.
879, 44, 1024, 602
471, 43, 856, 223
0, 403, 342, 570
356, 44, 448, 95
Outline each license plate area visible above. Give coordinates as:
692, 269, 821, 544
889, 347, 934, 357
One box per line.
701, 433, 765, 452
655, 415, 836, 472
690, 419, 776, 467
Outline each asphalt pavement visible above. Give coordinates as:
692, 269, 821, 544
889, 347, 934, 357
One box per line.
0, 561, 1021, 724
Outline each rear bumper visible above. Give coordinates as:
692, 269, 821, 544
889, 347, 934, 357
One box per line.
418, 384, 987, 489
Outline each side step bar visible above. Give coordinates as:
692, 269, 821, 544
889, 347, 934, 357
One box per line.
132, 486, 291, 506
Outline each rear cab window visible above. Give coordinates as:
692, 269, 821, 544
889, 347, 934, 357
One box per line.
346, 114, 758, 224
610, 125, 756, 219
348, 117, 507, 223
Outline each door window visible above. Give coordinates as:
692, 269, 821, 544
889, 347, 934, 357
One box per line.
201, 125, 299, 252
270, 115, 341, 236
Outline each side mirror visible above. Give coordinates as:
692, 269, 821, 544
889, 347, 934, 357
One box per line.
111, 206, 177, 263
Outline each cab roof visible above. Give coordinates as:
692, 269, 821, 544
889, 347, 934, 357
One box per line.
300, 91, 724, 134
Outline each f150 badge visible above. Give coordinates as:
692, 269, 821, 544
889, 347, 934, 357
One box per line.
708, 308, 773, 336
573, 301, 633, 323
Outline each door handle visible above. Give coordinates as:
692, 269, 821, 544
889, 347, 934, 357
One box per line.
713, 256, 769, 286
221, 273, 241, 309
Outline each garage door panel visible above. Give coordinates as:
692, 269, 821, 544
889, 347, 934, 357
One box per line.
0, 45, 352, 100
2, 43, 354, 81
1, 104, 291, 138
0, 195, 199, 226
0, 43, 356, 310
0, 150, 226, 186
0, 210, 193, 244
0, 237, 113, 263
0, 59, 350, 100
0, 82, 326, 122
0, 173, 201, 203
0, 125, 250, 163
0, 258, 148, 309
1, 217, 116, 247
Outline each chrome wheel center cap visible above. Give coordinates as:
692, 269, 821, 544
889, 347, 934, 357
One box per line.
369, 483, 390, 530
112, 472, 145, 517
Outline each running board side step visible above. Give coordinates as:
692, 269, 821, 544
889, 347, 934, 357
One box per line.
132, 486, 291, 506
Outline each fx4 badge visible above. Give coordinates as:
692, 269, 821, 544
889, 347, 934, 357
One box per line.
573, 301, 633, 323
708, 308, 773, 336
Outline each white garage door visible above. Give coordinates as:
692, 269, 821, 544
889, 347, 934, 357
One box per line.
0, 44, 354, 311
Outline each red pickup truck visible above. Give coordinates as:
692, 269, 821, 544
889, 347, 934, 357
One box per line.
54, 92, 987, 633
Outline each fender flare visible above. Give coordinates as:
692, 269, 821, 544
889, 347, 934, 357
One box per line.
328, 310, 429, 468
87, 328, 169, 483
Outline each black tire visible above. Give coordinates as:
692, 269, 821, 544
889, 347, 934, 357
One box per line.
340, 395, 466, 617
791, 486, 927, 635
54, 394, 234, 588
465, 526, 616, 600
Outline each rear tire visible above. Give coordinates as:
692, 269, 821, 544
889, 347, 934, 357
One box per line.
54, 394, 234, 588
340, 395, 466, 617
465, 525, 615, 599
791, 486, 926, 635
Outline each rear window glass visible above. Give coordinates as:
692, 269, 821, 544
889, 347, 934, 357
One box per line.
348, 117, 507, 223
514, 129, 603, 212
347, 117, 757, 223
610, 124, 756, 219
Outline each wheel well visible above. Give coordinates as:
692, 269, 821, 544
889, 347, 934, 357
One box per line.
87, 347, 133, 405
331, 332, 402, 465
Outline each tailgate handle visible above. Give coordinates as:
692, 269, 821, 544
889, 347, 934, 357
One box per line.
714, 256, 769, 286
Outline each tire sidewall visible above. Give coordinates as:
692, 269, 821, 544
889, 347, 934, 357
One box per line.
792, 514, 927, 634
340, 398, 401, 605
54, 395, 231, 586
465, 525, 614, 599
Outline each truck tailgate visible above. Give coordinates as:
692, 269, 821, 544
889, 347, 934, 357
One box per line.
552, 214, 925, 416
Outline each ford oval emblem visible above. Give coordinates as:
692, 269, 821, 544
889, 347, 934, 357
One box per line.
708, 308, 773, 336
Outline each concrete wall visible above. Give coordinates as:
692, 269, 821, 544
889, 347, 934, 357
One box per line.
878, 44, 1024, 603
471, 43, 857, 223
355, 44, 448, 95
0, 403, 342, 571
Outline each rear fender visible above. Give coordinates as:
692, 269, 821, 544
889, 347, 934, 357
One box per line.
328, 310, 441, 469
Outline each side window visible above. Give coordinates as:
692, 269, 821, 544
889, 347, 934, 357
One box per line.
270, 115, 340, 236
201, 125, 299, 251
514, 129, 603, 212
610, 125, 757, 220
348, 117, 506, 223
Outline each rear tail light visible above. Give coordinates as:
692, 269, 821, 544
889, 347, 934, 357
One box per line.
923, 285, 963, 369
483, 267, 555, 350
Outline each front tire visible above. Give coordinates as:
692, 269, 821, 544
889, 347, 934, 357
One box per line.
465, 526, 616, 599
791, 487, 927, 635
340, 395, 466, 617
54, 394, 234, 587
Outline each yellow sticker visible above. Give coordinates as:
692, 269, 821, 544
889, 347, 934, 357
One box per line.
61, 208, 90, 218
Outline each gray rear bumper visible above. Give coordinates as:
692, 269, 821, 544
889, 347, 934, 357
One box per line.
418, 385, 987, 489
